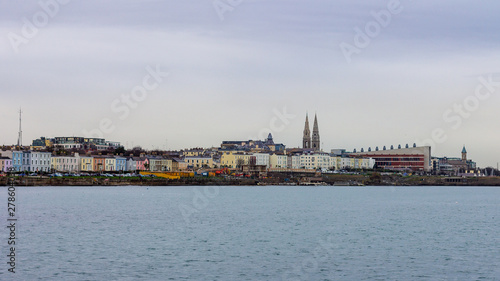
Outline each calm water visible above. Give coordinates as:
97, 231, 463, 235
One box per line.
0, 185, 499, 281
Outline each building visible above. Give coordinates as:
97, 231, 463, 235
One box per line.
115, 156, 127, 172
32, 136, 121, 151
104, 157, 116, 171
298, 151, 330, 170
105, 141, 121, 149
311, 114, 320, 151
173, 158, 188, 171
185, 156, 214, 169
10, 151, 52, 173
80, 156, 93, 172
302, 113, 320, 152
340, 157, 354, 170
170, 159, 179, 171
220, 133, 285, 153
21, 151, 31, 172
288, 154, 302, 169
252, 153, 270, 168
432, 146, 477, 175
220, 152, 251, 168
263, 133, 285, 152
93, 156, 106, 172
352, 145, 431, 172
269, 153, 288, 168
0, 156, 12, 172
430, 157, 440, 172
12, 151, 23, 172
51, 154, 80, 172
182, 148, 205, 157
302, 113, 311, 149
148, 156, 172, 171
31, 137, 53, 149
16, 151, 52, 173
127, 157, 149, 171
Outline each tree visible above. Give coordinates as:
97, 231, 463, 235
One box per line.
236, 158, 245, 169
115, 146, 126, 155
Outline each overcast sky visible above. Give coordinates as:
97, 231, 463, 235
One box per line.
1, 0, 500, 167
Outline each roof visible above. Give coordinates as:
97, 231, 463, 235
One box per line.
128, 157, 148, 161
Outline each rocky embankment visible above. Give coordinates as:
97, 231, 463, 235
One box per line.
1, 174, 500, 186
0, 176, 258, 186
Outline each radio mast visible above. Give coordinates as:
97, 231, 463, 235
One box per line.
17, 108, 22, 148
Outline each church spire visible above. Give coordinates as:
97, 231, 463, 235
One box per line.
302, 113, 311, 149
312, 113, 320, 151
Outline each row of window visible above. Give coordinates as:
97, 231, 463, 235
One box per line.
54, 159, 78, 163
13, 160, 51, 165
373, 157, 424, 161
377, 162, 424, 167
187, 159, 211, 164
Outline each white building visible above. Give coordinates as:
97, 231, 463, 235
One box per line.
29, 151, 52, 173
288, 154, 301, 169
284, 152, 375, 171
269, 154, 288, 168
126, 157, 137, 171
252, 153, 270, 168
56, 143, 84, 150
22, 151, 31, 171
337, 157, 375, 170
299, 152, 331, 170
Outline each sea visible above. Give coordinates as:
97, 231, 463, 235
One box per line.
0, 185, 499, 281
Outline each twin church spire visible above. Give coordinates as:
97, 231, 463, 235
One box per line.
303, 112, 320, 151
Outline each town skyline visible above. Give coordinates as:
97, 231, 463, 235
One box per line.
1, 1, 500, 167
0, 108, 495, 168
0, 110, 487, 171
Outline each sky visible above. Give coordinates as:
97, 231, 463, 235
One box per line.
1, 0, 500, 167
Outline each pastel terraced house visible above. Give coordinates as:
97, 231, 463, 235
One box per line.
220, 152, 251, 168
269, 154, 287, 168
51, 154, 80, 172
12, 151, 23, 172
115, 156, 127, 172
0, 156, 12, 172
148, 157, 172, 172
93, 156, 106, 172
127, 157, 149, 171
80, 156, 93, 172
104, 157, 116, 171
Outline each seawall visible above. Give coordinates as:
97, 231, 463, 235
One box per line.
2, 175, 500, 186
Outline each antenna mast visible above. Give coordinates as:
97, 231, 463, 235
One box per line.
17, 108, 22, 148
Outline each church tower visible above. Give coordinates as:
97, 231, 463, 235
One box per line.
462, 145, 467, 161
312, 113, 320, 151
302, 113, 311, 149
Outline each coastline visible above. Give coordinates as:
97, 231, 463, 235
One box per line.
2, 174, 500, 187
